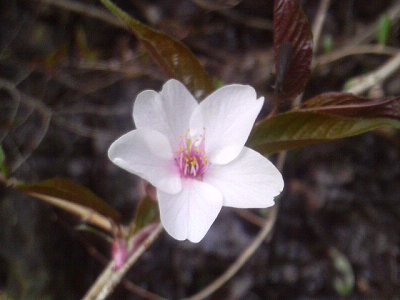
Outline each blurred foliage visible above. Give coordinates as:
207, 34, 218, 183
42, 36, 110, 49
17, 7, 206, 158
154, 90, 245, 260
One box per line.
99, 0, 215, 100
329, 248, 355, 296
377, 13, 391, 45
0, 147, 7, 175
1, 0, 400, 298
17, 177, 120, 227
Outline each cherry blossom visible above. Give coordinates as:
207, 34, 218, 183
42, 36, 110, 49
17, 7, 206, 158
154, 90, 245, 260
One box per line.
108, 79, 284, 242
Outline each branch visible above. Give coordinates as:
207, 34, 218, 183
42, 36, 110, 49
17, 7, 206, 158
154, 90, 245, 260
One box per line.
345, 51, 400, 95
183, 204, 278, 300
313, 44, 399, 68
0, 173, 116, 233
312, 0, 332, 54
81, 223, 163, 300
39, 0, 127, 30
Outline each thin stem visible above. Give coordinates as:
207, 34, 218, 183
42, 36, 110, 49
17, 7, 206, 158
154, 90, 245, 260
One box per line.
0, 173, 115, 233
345, 51, 400, 95
312, 0, 332, 54
183, 205, 278, 300
313, 44, 399, 68
39, 0, 127, 30
81, 223, 163, 300
0, 79, 21, 144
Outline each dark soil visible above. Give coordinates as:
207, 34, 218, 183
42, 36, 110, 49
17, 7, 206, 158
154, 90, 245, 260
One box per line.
1, 0, 400, 299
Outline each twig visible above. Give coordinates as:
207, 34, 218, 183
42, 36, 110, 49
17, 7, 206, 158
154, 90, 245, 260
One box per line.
81, 223, 163, 300
0, 79, 51, 172
312, 0, 332, 54
59, 216, 167, 300
0, 14, 29, 60
313, 44, 399, 68
0, 79, 120, 170
345, 51, 400, 95
39, 0, 272, 41
333, 0, 400, 50
190, 0, 241, 11
29, 191, 114, 232
217, 9, 273, 30
0, 173, 115, 233
234, 209, 266, 228
190, 0, 273, 30
55, 103, 128, 116
39, 0, 127, 30
51, 115, 117, 139
10, 96, 52, 172
122, 280, 167, 300
183, 204, 278, 300
38, 0, 400, 82
0, 79, 21, 143
20, 91, 117, 139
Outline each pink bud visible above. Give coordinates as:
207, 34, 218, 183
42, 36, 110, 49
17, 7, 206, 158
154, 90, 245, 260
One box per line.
111, 238, 127, 271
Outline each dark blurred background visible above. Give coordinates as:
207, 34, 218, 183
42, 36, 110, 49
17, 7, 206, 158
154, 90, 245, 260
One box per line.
0, 0, 400, 299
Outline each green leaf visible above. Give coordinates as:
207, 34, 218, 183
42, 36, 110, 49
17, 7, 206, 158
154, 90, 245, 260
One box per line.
76, 223, 113, 242
130, 196, 160, 235
377, 13, 391, 46
0, 146, 8, 175
322, 34, 333, 53
248, 110, 400, 155
18, 177, 120, 223
75, 26, 98, 61
99, 0, 214, 100
329, 248, 354, 296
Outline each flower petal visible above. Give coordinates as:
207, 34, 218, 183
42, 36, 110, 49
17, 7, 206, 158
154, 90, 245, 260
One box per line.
158, 179, 223, 242
190, 85, 264, 164
108, 128, 182, 194
133, 79, 198, 148
203, 147, 284, 208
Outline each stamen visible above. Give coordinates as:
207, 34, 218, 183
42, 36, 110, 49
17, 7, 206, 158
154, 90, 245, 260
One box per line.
174, 128, 209, 179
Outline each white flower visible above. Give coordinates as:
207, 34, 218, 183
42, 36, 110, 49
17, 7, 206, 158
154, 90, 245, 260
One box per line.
108, 79, 284, 243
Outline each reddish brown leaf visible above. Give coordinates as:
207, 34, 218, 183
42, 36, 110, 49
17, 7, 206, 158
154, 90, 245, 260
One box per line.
273, 0, 313, 102
100, 0, 214, 100
273, 42, 293, 93
18, 177, 120, 223
300, 92, 400, 120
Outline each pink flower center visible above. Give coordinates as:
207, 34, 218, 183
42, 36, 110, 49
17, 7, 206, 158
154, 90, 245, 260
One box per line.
175, 129, 209, 179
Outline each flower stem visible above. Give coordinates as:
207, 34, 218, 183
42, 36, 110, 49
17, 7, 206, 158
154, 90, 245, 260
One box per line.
81, 223, 163, 300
